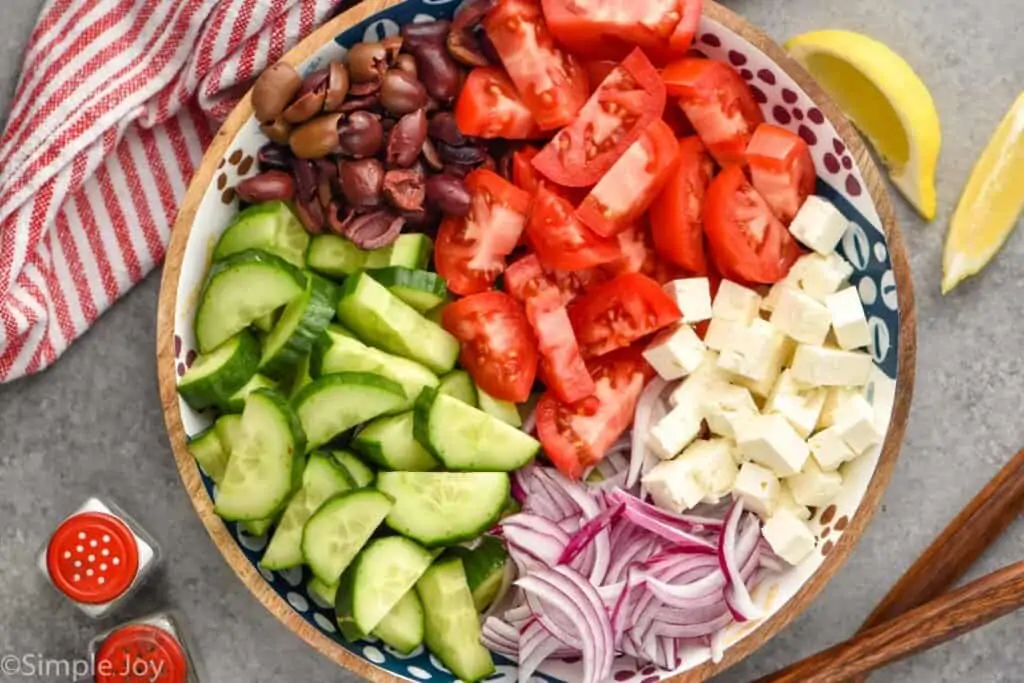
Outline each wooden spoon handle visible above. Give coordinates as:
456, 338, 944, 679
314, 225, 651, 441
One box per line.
755, 559, 1024, 683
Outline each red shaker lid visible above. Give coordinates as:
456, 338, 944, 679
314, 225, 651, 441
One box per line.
46, 511, 139, 604
94, 623, 188, 683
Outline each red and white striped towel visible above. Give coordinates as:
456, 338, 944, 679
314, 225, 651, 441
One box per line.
0, 0, 347, 383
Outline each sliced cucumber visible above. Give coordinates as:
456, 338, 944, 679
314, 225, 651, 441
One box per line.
195, 250, 306, 353
224, 373, 277, 413
414, 388, 539, 471
214, 414, 243, 455
335, 536, 433, 641
252, 309, 279, 333
388, 233, 434, 270
187, 426, 229, 484
213, 201, 310, 268
177, 331, 259, 411
438, 370, 477, 406
311, 326, 438, 411
294, 373, 408, 450
214, 389, 307, 521
417, 557, 495, 682
260, 274, 338, 379
352, 412, 439, 471
367, 268, 447, 313
307, 234, 384, 279
446, 536, 510, 611
308, 577, 339, 608
302, 489, 393, 584
425, 303, 446, 325
336, 273, 459, 374
476, 386, 522, 427
241, 517, 275, 537
331, 450, 377, 488
372, 589, 425, 654
261, 452, 356, 570
288, 353, 313, 399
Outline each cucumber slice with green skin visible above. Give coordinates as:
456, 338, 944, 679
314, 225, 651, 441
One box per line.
306, 234, 381, 279
437, 370, 477, 406
372, 589, 425, 654
252, 308, 280, 333
261, 452, 356, 570
241, 517, 275, 537
214, 414, 243, 457
288, 353, 313, 399
476, 386, 522, 427
330, 450, 377, 488
446, 536, 510, 611
425, 303, 446, 325
308, 577, 339, 608
367, 268, 447, 313
335, 536, 433, 641
294, 373, 408, 450
336, 273, 459, 374
388, 233, 434, 270
414, 388, 539, 471
224, 373, 277, 413
416, 557, 495, 682
177, 331, 259, 411
260, 274, 338, 379
187, 427, 229, 484
376, 472, 509, 547
195, 250, 307, 353
214, 389, 307, 521
213, 201, 310, 268
302, 489, 393, 585
352, 412, 439, 471
311, 326, 438, 412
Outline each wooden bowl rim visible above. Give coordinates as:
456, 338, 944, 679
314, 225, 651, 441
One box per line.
156, 1, 917, 680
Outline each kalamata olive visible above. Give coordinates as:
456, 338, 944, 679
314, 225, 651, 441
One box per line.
295, 197, 325, 234
427, 111, 465, 146
437, 140, 488, 165
410, 45, 461, 104
348, 80, 382, 97
316, 159, 338, 208
383, 167, 426, 212
425, 173, 471, 217
479, 31, 501, 65
293, 159, 318, 201
421, 137, 444, 171
323, 62, 351, 111
381, 36, 404, 62
386, 109, 428, 168
347, 42, 389, 83
317, 175, 333, 209
401, 20, 450, 48
338, 158, 384, 209
235, 171, 295, 203
448, 30, 490, 67
260, 118, 292, 145
327, 202, 355, 236
257, 143, 293, 172
299, 69, 330, 95
343, 210, 405, 249
252, 63, 303, 123
282, 88, 326, 123
337, 111, 384, 158
289, 113, 343, 159
380, 70, 429, 115
395, 54, 418, 79
337, 93, 382, 113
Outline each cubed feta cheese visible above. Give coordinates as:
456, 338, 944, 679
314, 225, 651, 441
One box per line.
762, 509, 817, 564
719, 319, 785, 382
677, 438, 739, 504
712, 280, 761, 323
807, 426, 857, 471
642, 323, 706, 380
727, 328, 794, 398
735, 413, 810, 476
826, 286, 871, 350
648, 402, 702, 460
700, 383, 759, 438
787, 460, 843, 507
762, 263, 806, 313
833, 393, 883, 454
777, 484, 812, 521
643, 460, 706, 514
770, 286, 832, 345
663, 278, 713, 323
765, 370, 827, 438
788, 196, 850, 255
817, 386, 863, 430
790, 345, 873, 386
798, 252, 853, 301
669, 351, 728, 406
733, 462, 781, 518
704, 316, 743, 352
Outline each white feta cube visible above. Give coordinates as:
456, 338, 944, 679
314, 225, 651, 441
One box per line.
817, 386, 863, 430
728, 328, 795, 399
643, 460, 706, 513
808, 426, 858, 471
700, 383, 759, 438
712, 280, 761, 323
777, 484, 812, 521
648, 402, 702, 460
735, 413, 810, 476
762, 263, 806, 312
788, 196, 850, 255
826, 286, 871, 350
791, 345, 873, 387
669, 351, 729, 406
719, 319, 786, 382
677, 438, 739, 504
787, 460, 843, 507
833, 393, 883, 454
798, 252, 853, 301
762, 509, 817, 564
765, 370, 827, 438
663, 278, 713, 323
703, 317, 743, 352
733, 462, 781, 518
770, 286, 832, 345
642, 323, 706, 381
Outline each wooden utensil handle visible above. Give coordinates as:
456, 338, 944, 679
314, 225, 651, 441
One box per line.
756, 559, 1024, 683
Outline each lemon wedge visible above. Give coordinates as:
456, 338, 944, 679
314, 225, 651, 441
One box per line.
786, 30, 942, 220
941, 92, 1024, 293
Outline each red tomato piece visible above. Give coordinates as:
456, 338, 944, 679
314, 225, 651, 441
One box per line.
662, 98, 697, 137
662, 58, 765, 166
526, 187, 621, 270
536, 346, 649, 478
435, 169, 531, 295
525, 287, 595, 403
532, 49, 666, 188
550, 266, 609, 304
511, 146, 583, 202
504, 253, 551, 301
455, 66, 541, 139
745, 123, 816, 223
568, 272, 681, 356
482, 0, 589, 130
704, 165, 804, 283
600, 224, 652, 276
648, 135, 714, 273
583, 60, 618, 89
442, 291, 538, 402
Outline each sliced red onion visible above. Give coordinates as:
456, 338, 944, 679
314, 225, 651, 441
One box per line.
628, 378, 670, 487
481, 617, 519, 656
608, 488, 725, 532
518, 619, 563, 682
718, 500, 763, 622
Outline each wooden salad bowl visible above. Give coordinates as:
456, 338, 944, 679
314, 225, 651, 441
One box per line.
156, 0, 917, 680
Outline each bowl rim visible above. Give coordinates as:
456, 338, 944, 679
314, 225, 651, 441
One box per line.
155, 1, 917, 680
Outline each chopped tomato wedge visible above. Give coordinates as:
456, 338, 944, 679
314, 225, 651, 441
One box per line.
504, 253, 551, 301
648, 135, 714, 273
600, 225, 651, 276
568, 272, 681, 356
511, 146, 583, 203
550, 266, 609, 304
745, 123, 816, 223
536, 346, 649, 479
704, 165, 803, 283
532, 48, 666, 188
662, 58, 765, 166
575, 119, 680, 236
526, 187, 621, 270
583, 60, 618, 89
482, 0, 590, 130
435, 169, 530, 295
454, 66, 541, 139
441, 291, 538, 402
524, 287, 595, 404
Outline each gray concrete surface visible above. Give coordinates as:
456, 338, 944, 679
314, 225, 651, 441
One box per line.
1, 0, 1023, 681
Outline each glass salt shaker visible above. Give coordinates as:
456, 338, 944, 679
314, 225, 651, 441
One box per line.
88, 611, 204, 683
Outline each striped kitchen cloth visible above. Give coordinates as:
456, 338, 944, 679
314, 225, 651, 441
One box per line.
0, 0, 349, 382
